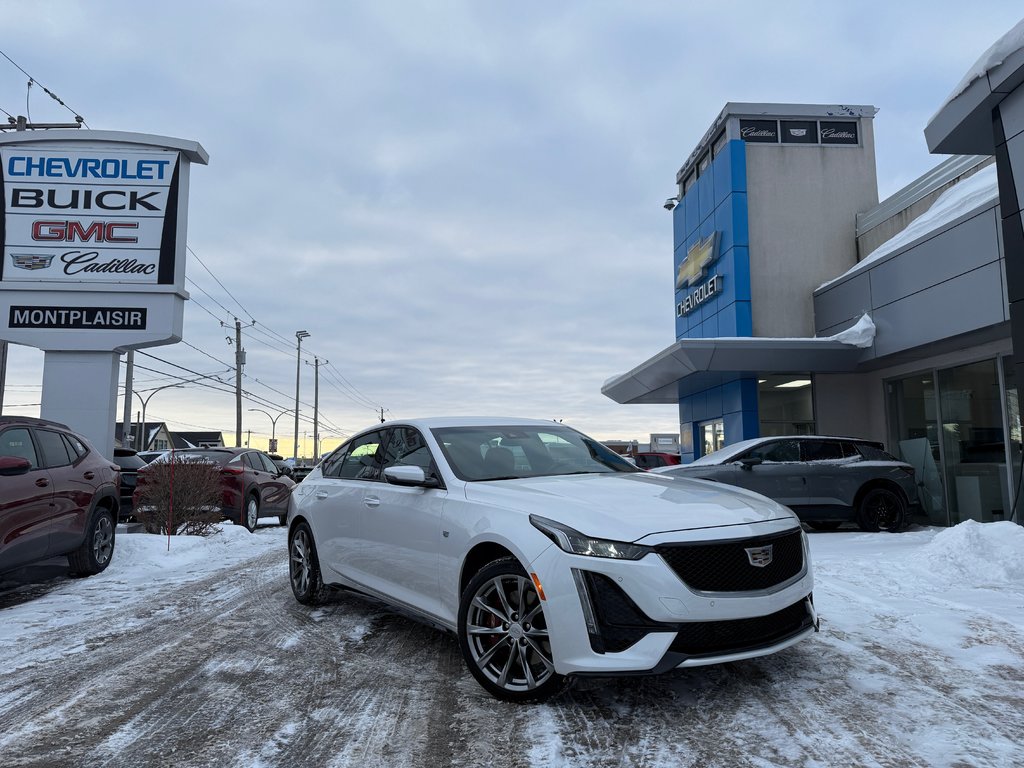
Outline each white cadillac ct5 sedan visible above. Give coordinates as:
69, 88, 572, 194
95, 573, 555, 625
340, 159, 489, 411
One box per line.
287, 417, 818, 702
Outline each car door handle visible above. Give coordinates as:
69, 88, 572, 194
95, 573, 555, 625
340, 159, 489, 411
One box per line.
315, 491, 329, 499
36, 477, 49, 487
364, 496, 381, 508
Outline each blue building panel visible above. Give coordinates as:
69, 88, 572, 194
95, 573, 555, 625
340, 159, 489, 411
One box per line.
697, 172, 715, 224
683, 187, 700, 238
672, 202, 687, 253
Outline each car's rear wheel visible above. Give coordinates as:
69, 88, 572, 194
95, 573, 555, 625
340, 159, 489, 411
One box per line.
289, 522, 326, 604
243, 494, 259, 532
68, 508, 115, 576
856, 488, 905, 532
457, 558, 568, 703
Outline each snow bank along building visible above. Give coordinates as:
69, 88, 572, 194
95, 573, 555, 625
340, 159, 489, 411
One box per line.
602, 100, 1021, 529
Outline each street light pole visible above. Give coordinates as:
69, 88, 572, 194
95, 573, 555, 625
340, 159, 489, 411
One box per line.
133, 383, 184, 451
247, 407, 292, 453
294, 330, 310, 462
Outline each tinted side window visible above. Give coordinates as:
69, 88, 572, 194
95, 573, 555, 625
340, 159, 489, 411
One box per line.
330, 432, 385, 481
856, 443, 900, 461
64, 434, 88, 460
744, 440, 800, 463
0, 428, 39, 467
242, 452, 261, 471
257, 453, 279, 473
36, 429, 74, 467
800, 440, 844, 462
381, 428, 436, 474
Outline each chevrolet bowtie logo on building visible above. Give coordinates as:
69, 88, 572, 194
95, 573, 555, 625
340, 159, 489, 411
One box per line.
745, 544, 774, 568
676, 232, 720, 289
10, 253, 55, 271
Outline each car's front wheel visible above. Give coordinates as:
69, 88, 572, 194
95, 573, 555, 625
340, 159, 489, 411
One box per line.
457, 558, 568, 703
68, 507, 116, 576
857, 488, 906, 532
289, 522, 326, 604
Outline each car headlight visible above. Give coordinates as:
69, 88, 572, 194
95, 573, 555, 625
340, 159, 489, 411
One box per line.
529, 514, 651, 560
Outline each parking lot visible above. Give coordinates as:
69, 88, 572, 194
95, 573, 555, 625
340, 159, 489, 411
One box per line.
1, 524, 1022, 768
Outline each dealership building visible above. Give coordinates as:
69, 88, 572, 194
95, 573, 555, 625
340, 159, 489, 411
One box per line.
602, 100, 1020, 529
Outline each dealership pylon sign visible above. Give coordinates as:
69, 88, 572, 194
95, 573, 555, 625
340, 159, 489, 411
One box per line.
0, 130, 208, 455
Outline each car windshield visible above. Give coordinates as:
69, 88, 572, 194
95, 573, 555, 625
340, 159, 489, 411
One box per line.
431, 424, 639, 481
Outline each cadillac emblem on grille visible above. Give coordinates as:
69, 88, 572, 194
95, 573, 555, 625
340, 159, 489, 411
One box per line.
745, 544, 773, 567
10, 253, 55, 270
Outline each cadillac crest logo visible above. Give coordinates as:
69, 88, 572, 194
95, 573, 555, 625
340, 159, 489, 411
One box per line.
10, 253, 55, 271
745, 544, 773, 568
676, 233, 720, 289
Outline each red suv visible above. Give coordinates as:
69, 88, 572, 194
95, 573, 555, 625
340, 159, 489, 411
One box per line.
0, 416, 120, 577
134, 447, 296, 531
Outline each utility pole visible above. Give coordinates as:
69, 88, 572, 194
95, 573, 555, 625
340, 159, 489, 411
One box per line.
121, 351, 134, 448
235, 319, 245, 448
294, 331, 310, 461
311, 357, 326, 464
380, 407, 385, 424
246, 429, 251, 447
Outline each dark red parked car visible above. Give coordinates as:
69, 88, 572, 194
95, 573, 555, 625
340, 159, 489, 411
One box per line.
134, 447, 296, 531
0, 416, 120, 577
633, 452, 682, 470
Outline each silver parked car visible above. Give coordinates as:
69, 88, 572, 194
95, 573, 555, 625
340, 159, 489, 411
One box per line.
655, 436, 918, 532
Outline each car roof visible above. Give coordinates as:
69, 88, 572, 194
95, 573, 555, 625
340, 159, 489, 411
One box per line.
688, 435, 882, 466
0, 415, 72, 430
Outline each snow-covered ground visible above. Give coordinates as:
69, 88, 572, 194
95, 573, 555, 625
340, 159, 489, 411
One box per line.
1, 521, 1023, 767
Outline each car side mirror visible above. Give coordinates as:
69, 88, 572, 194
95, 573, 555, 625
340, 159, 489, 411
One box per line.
0, 455, 32, 476
383, 465, 439, 488
737, 457, 763, 470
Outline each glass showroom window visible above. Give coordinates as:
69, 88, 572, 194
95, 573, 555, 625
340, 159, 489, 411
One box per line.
700, 420, 725, 457
759, 375, 815, 437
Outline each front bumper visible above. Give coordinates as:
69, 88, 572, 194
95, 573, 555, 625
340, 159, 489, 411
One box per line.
530, 524, 817, 676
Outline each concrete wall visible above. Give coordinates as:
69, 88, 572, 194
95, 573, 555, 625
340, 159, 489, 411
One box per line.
747, 120, 878, 338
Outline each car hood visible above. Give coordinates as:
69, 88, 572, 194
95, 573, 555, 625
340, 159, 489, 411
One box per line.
462, 472, 796, 542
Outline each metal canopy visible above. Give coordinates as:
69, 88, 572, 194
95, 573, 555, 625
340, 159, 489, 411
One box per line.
602, 336, 867, 405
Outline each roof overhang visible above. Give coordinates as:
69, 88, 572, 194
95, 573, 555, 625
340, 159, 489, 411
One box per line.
602, 337, 867, 405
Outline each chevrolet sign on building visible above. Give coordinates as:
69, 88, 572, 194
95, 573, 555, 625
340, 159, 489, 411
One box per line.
0, 130, 208, 456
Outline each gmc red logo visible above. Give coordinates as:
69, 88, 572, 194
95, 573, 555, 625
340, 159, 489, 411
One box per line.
31, 220, 139, 243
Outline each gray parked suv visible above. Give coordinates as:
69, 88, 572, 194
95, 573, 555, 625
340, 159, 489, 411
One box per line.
655, 436, 918, 532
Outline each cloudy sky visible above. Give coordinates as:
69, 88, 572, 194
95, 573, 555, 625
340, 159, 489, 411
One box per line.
1, 1, 1022, 453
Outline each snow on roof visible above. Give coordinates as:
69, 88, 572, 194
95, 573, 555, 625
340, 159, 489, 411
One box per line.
818, 163, 998, 292
936, 17, 1024, 118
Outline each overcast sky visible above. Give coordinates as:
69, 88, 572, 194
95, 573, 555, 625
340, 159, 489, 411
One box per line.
1, 2, 1022, 453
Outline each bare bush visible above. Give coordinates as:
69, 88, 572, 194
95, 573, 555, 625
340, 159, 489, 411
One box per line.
135, 457, 224, 536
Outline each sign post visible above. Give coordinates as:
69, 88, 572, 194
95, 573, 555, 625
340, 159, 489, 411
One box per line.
0, 131, 208, 456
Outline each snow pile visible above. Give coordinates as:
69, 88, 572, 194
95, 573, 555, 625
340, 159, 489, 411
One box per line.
819, 164, 998, 291
114, 522, 281, 581
938, 16, 1024, 113
828, 313, 874, 348
910, 520, 1024, 585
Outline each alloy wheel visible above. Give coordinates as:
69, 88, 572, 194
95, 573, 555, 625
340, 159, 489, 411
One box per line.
92, 514, 114, 565
291, 528, 312, 596
464, 572, 555, 693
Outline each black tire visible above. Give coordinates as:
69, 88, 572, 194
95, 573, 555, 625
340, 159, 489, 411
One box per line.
68, 508, 116, 576
243, 494, 260, 532
856, 488, 906, 532
457, 557, 569, 703
289, 522, 327, 605
806, 521, 843, 532
278, 514, 288, 527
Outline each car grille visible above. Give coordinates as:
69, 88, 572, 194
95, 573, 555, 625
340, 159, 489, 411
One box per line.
655, 528, 804, 592
669, 599, 812, 657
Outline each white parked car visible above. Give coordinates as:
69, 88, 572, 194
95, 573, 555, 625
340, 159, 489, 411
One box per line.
287, 417, 817, 702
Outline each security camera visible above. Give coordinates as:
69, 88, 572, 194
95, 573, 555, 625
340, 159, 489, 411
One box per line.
663, 197, 678, 211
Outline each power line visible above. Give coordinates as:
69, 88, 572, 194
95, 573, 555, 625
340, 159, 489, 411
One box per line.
187, 246, 254, 323
0, 47, 87, 126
